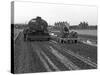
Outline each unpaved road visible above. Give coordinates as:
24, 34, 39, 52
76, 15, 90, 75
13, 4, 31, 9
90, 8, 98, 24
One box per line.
13, 32, 97, 74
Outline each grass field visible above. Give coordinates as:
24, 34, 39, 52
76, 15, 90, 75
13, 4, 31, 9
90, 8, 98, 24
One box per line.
78, 34, 97, 41
72, 30, 97, 36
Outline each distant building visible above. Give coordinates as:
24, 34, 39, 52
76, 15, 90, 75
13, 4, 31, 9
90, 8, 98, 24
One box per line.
70, 22, 97, 30
78, 22, 88, 29
54, 21, 70, 30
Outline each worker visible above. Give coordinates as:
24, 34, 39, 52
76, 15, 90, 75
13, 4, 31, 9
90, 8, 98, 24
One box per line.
61, 27, 69, 38
64, 26, 69, 33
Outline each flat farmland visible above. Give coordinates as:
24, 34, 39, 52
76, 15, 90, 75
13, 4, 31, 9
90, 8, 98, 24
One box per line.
72, 30, 97, 36
72, 30, 97, 41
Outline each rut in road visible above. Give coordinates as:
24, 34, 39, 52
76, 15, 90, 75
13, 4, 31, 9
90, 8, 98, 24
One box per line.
14, 31, 97, 73
31, 42, 69, 71
49, 40, 97, 69
40, 50, 60, 71
47, 46, 80, 70
36, 41, 80, 71
31, 42, 52, 72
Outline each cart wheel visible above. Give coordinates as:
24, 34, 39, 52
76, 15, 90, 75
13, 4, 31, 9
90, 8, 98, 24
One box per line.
61, 40, 63, 43
75, 40, 77, 43
64, 40, 66, 43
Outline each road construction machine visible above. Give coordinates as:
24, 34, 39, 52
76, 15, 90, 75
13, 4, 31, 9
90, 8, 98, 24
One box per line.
23, 16, 50, 41
55, 22, 78, 43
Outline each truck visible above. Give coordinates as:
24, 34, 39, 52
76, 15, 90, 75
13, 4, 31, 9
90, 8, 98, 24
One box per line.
23, 16, 50, 41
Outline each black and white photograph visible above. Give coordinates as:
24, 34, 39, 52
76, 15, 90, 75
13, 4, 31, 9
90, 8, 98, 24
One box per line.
11, 1, 97, 74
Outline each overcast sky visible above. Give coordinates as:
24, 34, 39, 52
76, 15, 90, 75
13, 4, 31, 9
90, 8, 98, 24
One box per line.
13, 1, 98, 25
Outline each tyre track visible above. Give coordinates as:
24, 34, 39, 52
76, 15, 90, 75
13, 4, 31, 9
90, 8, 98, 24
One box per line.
49, 40, 97, 69
46, 45, 80, 70
31, 42, 52, 72
40, 50, 60, 71
38, 42, 69, 71
38, 41, 80, 70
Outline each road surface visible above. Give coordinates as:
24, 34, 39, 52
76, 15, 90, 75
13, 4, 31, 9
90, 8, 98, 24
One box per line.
14, 32, 97, 74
